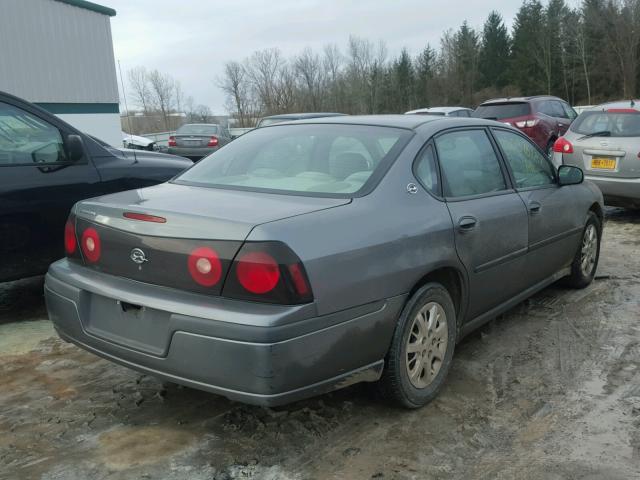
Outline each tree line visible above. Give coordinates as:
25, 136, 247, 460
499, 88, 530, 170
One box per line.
220, 0, 640, 126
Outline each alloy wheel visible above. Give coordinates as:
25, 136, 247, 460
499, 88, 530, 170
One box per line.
405, 302, 448, 389
580, 223, 598, 276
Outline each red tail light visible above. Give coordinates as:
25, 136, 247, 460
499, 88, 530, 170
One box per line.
207, 136, 219, 147
80, 227, 101, 263
187, 247, 222, 287
168, 136, 177, 147
64, 219, 77, 255
553, 137, 574, 154
222, 242, 313, 304
236, 251, 280, 294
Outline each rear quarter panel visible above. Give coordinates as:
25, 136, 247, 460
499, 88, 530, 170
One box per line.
248, 136, 462, 316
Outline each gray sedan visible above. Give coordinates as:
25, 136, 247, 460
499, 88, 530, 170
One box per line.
167, 123, 232, 161
45, 116, 603, 408
553, 101, 640, 208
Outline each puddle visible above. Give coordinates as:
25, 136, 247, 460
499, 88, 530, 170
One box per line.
0, 320, 55, 356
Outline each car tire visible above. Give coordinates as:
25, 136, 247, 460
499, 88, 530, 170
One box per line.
564, 211, 602, 289
377, 282, 457, 409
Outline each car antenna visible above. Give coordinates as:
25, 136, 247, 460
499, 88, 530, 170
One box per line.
631, 99, 636, 108
117, 60, 138, 164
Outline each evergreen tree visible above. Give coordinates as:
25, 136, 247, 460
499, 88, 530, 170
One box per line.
478, 11, 511, 89
510, 0, 546, 95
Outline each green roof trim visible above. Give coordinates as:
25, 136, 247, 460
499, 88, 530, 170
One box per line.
54, 0, 116, 17
36, 102, 120, 114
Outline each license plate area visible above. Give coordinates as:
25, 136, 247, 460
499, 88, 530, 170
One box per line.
590, 156, 617, 170
83, 293, 172, 356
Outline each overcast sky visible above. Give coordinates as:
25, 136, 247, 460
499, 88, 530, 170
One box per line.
107, 0, 527, 114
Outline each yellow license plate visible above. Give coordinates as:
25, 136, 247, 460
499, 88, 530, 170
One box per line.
591, 157, 617, 170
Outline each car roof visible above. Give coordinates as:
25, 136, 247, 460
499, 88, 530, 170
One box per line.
405, 106, 471, 114
261, 112, 346, 120
274, 114, 501, 131
480, 95, 562, 105
586, 100, 640, 112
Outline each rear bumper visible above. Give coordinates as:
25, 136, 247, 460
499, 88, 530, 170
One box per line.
584, 174, 640, 208
44, 260, 403, 406
167, 146, 218, 159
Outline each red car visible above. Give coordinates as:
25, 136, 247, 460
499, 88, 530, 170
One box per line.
473, 96, 578, 155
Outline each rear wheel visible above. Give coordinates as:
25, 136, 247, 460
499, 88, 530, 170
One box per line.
377, 283, 456, 408
565, 211, 601, 288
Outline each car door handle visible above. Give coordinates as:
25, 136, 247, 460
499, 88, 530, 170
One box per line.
458, 216, 477, 232
529, 201, 542, 214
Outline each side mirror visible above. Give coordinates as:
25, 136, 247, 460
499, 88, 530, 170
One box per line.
65, 134, 85, 162
558, 165, 583, 186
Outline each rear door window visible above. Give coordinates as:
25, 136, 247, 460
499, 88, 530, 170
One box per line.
434, 130, 507, 197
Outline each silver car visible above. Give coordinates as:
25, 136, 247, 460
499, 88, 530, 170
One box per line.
45, 116, 603, 408
405, 106, 473, 117
553, 101, 640, 208
167, 123, 232, 161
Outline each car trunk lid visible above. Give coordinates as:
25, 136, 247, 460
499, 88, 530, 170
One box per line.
72, 182, 349, 294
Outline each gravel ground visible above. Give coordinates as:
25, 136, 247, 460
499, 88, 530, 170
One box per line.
1, 209, 639, 480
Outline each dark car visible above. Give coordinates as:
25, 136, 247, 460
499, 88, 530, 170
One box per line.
46, 115, 603, 408
256, 112, 347, 128
473, 96, 578, 155
0, 91, 192, 282
167, 123, 232, 161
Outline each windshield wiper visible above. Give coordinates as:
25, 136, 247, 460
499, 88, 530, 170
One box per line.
578, 130, 611, 140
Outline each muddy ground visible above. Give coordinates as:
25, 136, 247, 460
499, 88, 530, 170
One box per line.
1, 209, 639, 480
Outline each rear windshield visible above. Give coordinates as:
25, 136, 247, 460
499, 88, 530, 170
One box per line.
177, 124, 219, 135
473, 103, 530, 120
570, 111, 640, 137
174, 124, 411, 197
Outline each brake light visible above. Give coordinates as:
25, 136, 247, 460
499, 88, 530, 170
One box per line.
222, 242, 313, 304
64, 219, 77, 255
123, 212, 167, 223
236, 251, 280, 294
188, 247, 222, 287
81, 227, 101, 263
207, 136, 219, 147
515, 118, 539, 128
606, 108, 639, 113
553, 137, 574, 154
168, 136, 177, 147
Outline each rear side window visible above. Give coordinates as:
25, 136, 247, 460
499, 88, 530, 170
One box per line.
414, 144, 440, 195
473, 103, 530, 120
493, 130, 556, 188
435, 130, 506, 197
570, 111, 640, 137
0, 102, 67, 165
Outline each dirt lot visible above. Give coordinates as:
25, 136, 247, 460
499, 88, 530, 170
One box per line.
1, 209, 639, 480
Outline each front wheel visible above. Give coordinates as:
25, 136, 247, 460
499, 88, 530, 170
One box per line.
377, 283, 457, 408
565, 211, 602, 288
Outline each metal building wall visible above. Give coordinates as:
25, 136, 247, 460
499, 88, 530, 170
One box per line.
0, 0, 119, 105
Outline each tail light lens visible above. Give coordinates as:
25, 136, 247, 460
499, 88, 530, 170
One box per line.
64, 219, 77, 255
222, 242, 313, 304
188, 247, 223, 287
207, 136, 219, 147
553, 137, 574, 154
515, 118, 539, 128
168, 136, 177, 147
80, 227, 101, 263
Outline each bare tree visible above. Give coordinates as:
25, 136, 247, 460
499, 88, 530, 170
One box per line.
246, 48, 284, 114
218, 61, 255, 127
147, 69, 175, 130
295, 47, 323, 110
128, 66, 152, 113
